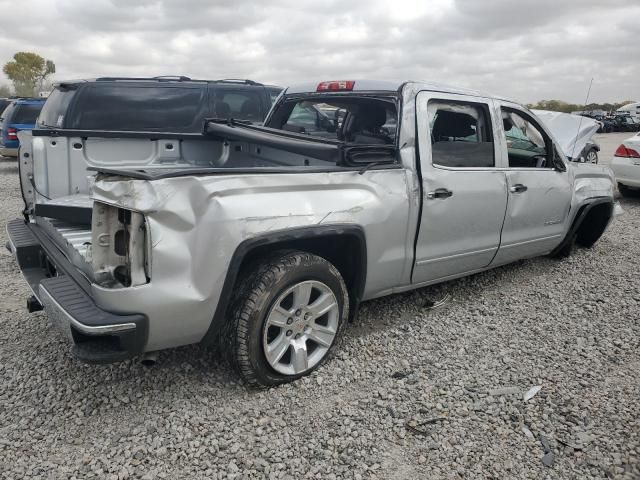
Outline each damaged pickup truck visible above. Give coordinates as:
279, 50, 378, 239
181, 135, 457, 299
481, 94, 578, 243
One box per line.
7, 80, 615, 386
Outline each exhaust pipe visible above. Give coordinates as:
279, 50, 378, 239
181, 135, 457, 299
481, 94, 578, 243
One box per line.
140, 351, 158, 367
27, 295, 43, 313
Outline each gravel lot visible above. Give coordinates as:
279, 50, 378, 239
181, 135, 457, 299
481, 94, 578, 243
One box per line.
0, 134, 639, 479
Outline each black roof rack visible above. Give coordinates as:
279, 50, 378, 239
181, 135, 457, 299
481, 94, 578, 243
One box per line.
214, 79, 262, 86
95, 76, 193, 82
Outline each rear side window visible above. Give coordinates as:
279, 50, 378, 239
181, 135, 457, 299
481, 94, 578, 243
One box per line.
68, 85, 206, 132
38, 88, 76, 128
428, 100, 494, 168
11, 104, 44, 124
212, 89, 264, 123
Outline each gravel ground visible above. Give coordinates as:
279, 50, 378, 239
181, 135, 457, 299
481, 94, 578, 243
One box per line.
0, 150, 639, 479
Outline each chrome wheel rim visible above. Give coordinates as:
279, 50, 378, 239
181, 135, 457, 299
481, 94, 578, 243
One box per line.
587, 150, 597, 163
262, 280, 339, 375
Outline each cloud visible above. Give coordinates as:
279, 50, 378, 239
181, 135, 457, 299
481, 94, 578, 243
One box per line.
0, 0, 637, 103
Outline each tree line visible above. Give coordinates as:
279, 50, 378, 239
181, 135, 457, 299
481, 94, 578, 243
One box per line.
526, 99, 635, 114
1, 52, 55, 97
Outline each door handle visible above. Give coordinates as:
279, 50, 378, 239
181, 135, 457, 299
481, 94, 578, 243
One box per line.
426, 188, 453, 200
509, 184, 528, 193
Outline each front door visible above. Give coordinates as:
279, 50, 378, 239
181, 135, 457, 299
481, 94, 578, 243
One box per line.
491, 105, 572, 266
413, 92, 508, 284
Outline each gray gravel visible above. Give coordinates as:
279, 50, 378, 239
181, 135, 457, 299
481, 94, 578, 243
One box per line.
0, 153, 639, 479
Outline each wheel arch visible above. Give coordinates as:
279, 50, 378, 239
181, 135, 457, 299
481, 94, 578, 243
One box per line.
201, 224, 367, 344
551, 197, 614, 256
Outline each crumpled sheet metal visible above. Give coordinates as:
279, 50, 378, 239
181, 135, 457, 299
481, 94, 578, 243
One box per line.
90, 169, 412, 351
532, 109, 600, 159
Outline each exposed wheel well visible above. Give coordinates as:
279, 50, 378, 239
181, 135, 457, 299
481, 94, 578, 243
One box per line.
575, 202, 613, 248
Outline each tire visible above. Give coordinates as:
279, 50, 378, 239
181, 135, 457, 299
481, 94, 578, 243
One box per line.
585, 148, 598, 164
228, 250, 349, 387
550, 232, 575, 259
618, 183, 640, 198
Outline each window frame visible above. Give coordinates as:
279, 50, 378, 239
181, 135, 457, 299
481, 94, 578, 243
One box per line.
67, 83, 208, 132
427, 98, 497, 170
415, 92, 501, 171
266, 93, 401, 149
500, 106, 563, 171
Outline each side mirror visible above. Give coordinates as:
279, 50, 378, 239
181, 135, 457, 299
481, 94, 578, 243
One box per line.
554, 154, 566, 172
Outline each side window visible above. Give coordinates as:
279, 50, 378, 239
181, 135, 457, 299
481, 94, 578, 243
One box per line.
428, 101, 494, 168
213, 89, 264, 122
501, 109, 550, 168
11, 104, 44, 124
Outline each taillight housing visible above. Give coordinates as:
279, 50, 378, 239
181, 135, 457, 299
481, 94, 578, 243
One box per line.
90, 202, 150, 288
614, 144, 640, 158
317, 80, 355, 92
6, 127, 17, 140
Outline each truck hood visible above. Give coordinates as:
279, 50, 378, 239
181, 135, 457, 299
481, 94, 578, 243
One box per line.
532, 109, 600, 159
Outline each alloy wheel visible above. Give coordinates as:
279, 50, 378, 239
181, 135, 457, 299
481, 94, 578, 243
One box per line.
262, 280, 339, 375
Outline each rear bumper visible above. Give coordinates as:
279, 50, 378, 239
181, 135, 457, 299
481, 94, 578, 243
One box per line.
6, 218, 148, 363
611, 156, 640, 188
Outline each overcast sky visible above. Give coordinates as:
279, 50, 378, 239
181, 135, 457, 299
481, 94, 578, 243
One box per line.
0, 0, 637, 104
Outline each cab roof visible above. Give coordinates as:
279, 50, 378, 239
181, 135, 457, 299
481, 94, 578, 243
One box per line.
283, 79, 512, 102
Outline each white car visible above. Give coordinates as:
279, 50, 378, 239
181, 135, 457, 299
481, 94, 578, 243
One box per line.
611, 132, 640, 196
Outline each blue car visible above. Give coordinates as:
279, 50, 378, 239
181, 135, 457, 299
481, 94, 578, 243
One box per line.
0, 98, 45, 158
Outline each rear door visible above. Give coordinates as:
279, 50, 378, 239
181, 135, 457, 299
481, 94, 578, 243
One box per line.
413, 92, 508, 283
491, 103, 572, 265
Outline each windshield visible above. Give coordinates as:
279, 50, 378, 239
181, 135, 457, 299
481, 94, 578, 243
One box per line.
38, 88, 76, 128
266, 96, 398, 145
68, 84, 207, 132
11, 104, 43, 124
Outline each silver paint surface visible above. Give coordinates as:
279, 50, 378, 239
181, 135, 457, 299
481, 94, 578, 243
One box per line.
16, 81, 616, 353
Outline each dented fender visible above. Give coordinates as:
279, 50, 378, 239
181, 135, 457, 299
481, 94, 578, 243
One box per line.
89, 170, 413, 351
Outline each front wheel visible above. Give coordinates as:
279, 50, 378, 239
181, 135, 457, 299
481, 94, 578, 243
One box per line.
229, 251, 349, 387
585, 148, 598, 164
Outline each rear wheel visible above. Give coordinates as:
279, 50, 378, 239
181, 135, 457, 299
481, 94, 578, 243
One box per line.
229, 251, 349, 387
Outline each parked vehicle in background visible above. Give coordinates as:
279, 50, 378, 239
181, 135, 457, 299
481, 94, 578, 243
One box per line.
616, 102, 640, 120
8, 79, 615, 386
532, 109, 600, 163
0, 98, 46, 157
579, 141, 600, 164
614, 115, 640, 133
38, 77, 282, 134
611, 132, 640, 197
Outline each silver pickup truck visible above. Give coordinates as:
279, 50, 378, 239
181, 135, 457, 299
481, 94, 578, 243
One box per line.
7, 79, 615, 386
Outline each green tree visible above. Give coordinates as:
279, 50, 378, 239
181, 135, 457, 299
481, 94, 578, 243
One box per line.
0, 84, 11, 97
527, 99, 637, 114
3, 52, 55, 97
